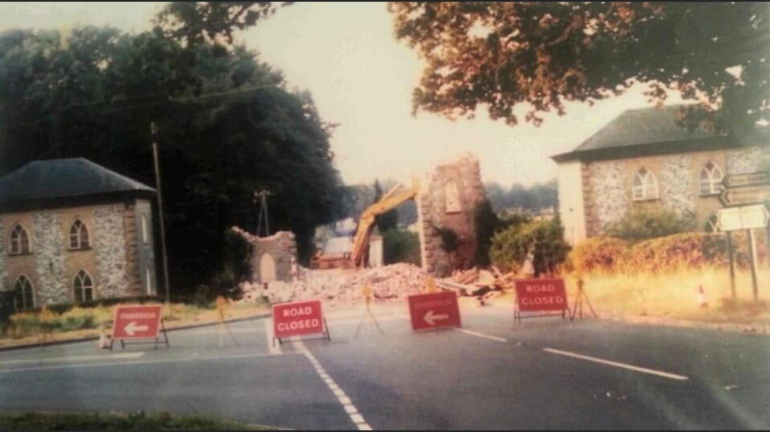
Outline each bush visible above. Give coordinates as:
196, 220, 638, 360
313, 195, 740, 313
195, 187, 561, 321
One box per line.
605, 208, 696, 241
383, 229, 421, 266
211, 229, 252, 297
490, 219, 570, 275
474, 199, 501, 267
568, 237, 630, 274
569, 231, 768, 275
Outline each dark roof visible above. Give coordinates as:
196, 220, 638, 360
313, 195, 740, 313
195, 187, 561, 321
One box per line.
0, 158, 155, 212
551, 104, 767, 162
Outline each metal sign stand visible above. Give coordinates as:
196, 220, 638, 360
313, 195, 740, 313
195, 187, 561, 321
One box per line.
216, 296, 239, 348
355, 292, 384, 338
570, 278, 598, 321
110, 319, 170, 351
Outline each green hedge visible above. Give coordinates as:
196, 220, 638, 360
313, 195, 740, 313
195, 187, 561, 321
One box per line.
383, 229, 422, 266
569, 232, 768, 274
489, 220, 570, 275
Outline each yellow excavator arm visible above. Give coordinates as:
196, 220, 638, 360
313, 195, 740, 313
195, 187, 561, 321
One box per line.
350, 180, 419, 267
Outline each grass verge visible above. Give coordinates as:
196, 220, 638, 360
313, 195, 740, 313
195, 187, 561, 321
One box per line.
0, 410, 279, 430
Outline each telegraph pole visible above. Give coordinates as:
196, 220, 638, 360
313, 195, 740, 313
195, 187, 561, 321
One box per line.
151, 121, 172, 304
254, 189, 273, 237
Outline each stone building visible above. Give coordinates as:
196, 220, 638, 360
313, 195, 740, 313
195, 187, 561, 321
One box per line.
0, 158, 159, 309
418, 153, 487, 276
552, 105, 770, 245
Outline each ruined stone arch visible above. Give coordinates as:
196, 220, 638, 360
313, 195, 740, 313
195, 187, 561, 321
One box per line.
444, 180, 461, 213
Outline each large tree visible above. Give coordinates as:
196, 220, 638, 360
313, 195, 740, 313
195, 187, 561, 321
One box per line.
389, 2, 769, 134
0, 26, 342, 294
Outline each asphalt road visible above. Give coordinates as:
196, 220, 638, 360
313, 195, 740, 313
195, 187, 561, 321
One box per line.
0, 302, 768, 430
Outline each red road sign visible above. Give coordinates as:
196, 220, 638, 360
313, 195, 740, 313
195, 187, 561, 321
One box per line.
272, 300, 325, 339
514, 279, 569, 312
112, 305, 163, 340
408, 291, 461, 331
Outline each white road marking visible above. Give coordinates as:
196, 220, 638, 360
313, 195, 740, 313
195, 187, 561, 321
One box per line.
454, 328, 508, 342
0, 352, 143, 366
292, 339, 373, 430
266, 318, 282, 355
0, 351, 302, 375
543, 348, 689, 381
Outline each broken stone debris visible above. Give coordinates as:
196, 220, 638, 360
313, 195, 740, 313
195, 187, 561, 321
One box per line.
237, 263, 430, 305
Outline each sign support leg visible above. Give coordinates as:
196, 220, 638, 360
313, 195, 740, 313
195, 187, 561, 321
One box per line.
727, 232, 737, 301
748, 229, 759, 302
161, 319, 170, 348
323, 318, 331, 341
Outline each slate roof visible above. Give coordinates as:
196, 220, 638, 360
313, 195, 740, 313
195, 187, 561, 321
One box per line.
0, 158, 155, 212
552, 104, 767, 162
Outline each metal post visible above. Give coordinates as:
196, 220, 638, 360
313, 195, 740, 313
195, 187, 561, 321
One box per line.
151, 121, 172, 304
748, 229, 759, 302
726, 232, 736, 301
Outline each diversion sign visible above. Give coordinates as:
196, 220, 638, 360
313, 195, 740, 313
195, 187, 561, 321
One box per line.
514, 278, 568, 323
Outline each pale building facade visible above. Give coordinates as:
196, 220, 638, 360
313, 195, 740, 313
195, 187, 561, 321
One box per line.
0, 158, 159, 309
553, 105, 770, 245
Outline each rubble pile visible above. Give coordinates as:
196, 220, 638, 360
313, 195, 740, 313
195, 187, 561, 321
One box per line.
237, 263, 429, 305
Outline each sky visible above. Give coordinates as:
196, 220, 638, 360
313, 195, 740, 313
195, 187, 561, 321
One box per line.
0, 2, 686, 187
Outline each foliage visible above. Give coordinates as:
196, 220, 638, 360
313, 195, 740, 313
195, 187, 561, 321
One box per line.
485, 180, 558, 213
0, 411, 261, 431
0, 26, 342, 293
373, 179, 398, 232
211, 230, 252, 297
156, 2, 290, 46
382, 229, 422, 266
605, 208, 696, 242
568, 237, 630, 275
569, 232, 767, 275
433, 226, 460, 253
490, 219, 570, 275
474, 199, 502, 267
389, 2, 769, 134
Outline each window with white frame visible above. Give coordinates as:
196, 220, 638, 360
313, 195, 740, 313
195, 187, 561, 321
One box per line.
632, 167, 659, 201
700, 161, 724, 196
706, 214, 720, 233
69, 219, 90, 249
73, 269, 95, 303
9, 224, 31, 255
13, 275, 35, 311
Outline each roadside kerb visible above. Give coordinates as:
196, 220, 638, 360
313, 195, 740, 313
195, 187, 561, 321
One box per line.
0, 312, 271, 353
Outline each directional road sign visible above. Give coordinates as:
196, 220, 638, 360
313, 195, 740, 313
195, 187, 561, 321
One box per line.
720, 184, 770, 207
723, 172, 770, 188
112, 305, 163, 340
407, 291, 461, 331
718, 204, 770, 231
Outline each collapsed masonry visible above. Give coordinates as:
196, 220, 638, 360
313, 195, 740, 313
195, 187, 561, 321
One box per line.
231, 227, 297, 284
418, 153, 487, 277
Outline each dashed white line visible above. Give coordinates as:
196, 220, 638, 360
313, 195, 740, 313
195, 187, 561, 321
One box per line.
544, 348, 689, 381
292, 339, 373, 430
454, 328, 508, 342
266, 318, 282, 355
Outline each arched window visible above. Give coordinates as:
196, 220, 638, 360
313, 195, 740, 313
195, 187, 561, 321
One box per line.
69, 219, 90, 250
73, 270, 95, 303
13, 275, 35, 311
705, 214, 720, 233
632, 167, 659, 201
9, 224, 31, 255
700, 161, 724, 196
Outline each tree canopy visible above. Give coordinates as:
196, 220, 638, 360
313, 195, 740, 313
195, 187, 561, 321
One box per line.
0, 25, 342, 294
389, 2, 769, 134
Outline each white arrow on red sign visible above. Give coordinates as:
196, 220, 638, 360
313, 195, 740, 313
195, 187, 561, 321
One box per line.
124, 321, 149, 336
423, 310, 449, 326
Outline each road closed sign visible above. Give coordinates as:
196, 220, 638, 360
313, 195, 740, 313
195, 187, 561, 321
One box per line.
272, 300, 325, 339
408, 291, 461, 331
112, 305, 163, 340
515, 279, 568, 313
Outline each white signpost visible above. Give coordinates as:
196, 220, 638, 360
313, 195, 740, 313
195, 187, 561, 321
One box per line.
717, 204, 769, 303
717, 205, 770, 231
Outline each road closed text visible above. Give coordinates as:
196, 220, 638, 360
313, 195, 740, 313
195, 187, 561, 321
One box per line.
515, 279, 568, 312
272, 300, 325, 338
